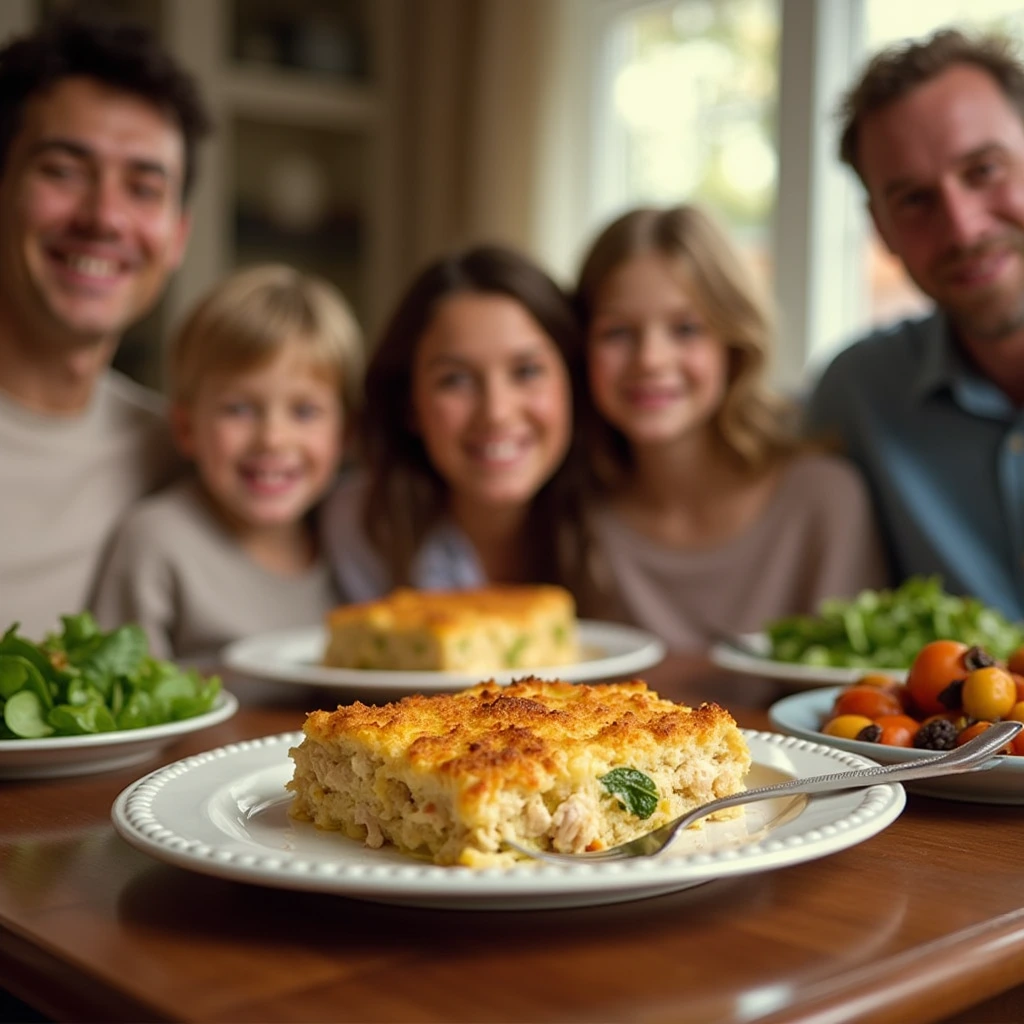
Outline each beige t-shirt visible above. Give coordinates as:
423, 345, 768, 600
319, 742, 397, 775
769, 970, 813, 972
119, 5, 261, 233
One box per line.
91, 477, 341, 662
590, 453, 889, 652
0, 372, 181, 640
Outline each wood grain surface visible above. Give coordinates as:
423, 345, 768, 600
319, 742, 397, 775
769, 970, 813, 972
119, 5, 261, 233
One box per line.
1, 657, 1022, 1024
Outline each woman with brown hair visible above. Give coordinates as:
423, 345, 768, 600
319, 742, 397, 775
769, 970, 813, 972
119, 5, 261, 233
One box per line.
575, 205, 887, 650
321, 244, 595, 606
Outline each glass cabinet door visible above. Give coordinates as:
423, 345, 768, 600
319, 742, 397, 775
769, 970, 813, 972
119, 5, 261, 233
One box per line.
231, 118, 369, 325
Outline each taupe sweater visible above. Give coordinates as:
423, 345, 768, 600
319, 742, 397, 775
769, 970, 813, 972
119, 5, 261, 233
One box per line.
590, 454, 888, 652
0, 372, 181, 640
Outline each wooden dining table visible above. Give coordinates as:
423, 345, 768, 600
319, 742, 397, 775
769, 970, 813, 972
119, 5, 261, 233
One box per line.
1, 654, 1023, 1024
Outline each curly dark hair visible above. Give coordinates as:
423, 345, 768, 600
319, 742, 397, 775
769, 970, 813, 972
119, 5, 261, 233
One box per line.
838, 28, 1024, 182
0, 8, 211, 198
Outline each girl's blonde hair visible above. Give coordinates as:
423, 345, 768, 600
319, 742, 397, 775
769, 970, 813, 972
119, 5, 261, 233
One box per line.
575, 204, 798, 488
169, 263, 364, 416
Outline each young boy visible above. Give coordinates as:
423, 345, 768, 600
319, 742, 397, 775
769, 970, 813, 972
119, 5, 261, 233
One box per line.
91, 264, 363, 663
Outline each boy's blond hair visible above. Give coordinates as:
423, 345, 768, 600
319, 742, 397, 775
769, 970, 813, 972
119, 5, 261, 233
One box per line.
169, 263, 363, 416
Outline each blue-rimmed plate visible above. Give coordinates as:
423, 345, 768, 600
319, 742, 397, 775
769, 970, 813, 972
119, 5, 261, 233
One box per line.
769, 687, 1024, 804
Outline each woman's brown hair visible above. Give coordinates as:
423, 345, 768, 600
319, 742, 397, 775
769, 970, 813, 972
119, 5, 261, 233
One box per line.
361, 244, 593, 600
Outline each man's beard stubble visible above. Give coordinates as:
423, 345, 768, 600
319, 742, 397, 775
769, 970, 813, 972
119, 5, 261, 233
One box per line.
939, 234, 1024, 343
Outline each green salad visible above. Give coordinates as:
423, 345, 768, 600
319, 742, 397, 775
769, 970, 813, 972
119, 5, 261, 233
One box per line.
0, 612, 221, 739
766, 576, 1024, 669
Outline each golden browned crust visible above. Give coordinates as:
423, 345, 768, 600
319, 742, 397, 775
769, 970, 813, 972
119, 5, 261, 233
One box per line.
301, 678, 742, 813
325, 585, 572, 633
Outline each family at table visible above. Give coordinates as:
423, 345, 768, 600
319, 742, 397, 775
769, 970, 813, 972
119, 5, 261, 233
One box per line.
3, 10, 1024, 671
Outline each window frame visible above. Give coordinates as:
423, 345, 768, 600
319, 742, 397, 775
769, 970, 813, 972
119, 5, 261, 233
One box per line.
557, 0, 873, 393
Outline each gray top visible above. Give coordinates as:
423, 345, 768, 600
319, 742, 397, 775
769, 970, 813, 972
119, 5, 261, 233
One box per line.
806, 311, 1024, 619
320, 473, 485, 601
590, 453, 889, 652
92, 477, 340, 662
0, 371, 181, 640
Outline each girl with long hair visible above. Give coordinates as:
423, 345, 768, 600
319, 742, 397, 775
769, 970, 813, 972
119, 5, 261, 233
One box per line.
575, 205, 887, 650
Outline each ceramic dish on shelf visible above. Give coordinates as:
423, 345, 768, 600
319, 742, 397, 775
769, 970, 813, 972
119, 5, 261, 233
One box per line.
221, 620, 666, 698
111, 729, 905, 911
768, 686, 1024, 804
710, 633, 906, 689
0, 690, 239, 780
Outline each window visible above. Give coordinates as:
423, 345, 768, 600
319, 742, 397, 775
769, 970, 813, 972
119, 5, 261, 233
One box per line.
582, 0, 1024, 390
594, 0, 779, 282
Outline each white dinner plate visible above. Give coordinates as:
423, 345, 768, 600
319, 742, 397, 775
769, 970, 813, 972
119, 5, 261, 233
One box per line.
0, 691, 239, 780
769, 687, 1024, 804
221, 620, 666, 697
710, 633, 906, 689
111, 730, 904, 910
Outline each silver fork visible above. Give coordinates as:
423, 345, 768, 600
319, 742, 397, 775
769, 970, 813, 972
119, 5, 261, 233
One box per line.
504, 720, 1023, 864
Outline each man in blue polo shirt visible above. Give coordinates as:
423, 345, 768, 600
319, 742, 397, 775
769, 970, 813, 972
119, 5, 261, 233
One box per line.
807, 29, 1024, 620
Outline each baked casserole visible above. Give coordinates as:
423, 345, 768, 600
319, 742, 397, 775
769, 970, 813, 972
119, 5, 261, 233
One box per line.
287, 678, 751, 866
322, 585, 579, 673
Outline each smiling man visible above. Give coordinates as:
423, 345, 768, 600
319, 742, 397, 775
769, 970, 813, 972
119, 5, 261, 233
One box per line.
806, 29, 1024, 620
0, 13, 210, 638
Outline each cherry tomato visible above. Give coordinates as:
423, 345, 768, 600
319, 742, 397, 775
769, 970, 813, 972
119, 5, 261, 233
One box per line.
1007, 701, 1024, 724
1007, 644, 1024, 677
906, 640, 969, 716
856, 673, 901, 690
955, 721, 1013, 754
872, 713, 920, 747
822, 714, 875, 740
961, 667, 1017, 721
833, 685, 903, 720
1011, 673, 1024, 703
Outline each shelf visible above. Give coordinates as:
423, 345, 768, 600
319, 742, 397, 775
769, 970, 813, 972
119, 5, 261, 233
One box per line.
219, 65, 378, 127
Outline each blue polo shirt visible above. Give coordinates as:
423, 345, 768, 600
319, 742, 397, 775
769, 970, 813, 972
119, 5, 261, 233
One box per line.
805, 311, 1024, 620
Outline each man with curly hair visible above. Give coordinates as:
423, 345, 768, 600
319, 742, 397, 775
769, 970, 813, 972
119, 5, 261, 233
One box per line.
807, 29, 1024, 619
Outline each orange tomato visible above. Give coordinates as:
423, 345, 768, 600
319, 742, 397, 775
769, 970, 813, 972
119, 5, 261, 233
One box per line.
822, 714, 876, 740
833, 685, 903, 720
906, 640, 969, 717
1010, 733, 1024, 757
961, 667, 1017, 721
1012, 673, 1024, 703
872, 713, 920, 747
1007, 645, 1024, 677
955, 721, 1014, 754
856, 673, 901, 690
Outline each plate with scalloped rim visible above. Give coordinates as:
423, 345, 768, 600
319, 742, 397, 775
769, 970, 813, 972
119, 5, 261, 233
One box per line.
769, 687, 1024, 804
0, 691, 239, 779
111, 729, 905, 910
710, 633, 907, 689
221, 620, 667, 696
